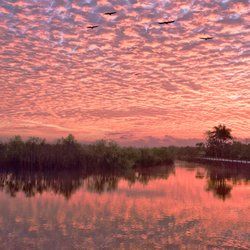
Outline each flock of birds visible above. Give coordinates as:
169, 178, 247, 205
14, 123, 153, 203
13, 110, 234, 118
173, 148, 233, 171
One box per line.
86, 11, 214, 41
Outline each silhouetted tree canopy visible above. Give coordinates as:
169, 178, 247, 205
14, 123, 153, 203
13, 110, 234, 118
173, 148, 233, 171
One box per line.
205, 124, 233, 157
0, 135, 173, 171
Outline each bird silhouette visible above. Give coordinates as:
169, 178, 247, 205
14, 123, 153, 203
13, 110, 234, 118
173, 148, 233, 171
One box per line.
200, 37, 213, 40
87, 25, 99, 29
104, 12, 117, 15
158, 20, 175, 25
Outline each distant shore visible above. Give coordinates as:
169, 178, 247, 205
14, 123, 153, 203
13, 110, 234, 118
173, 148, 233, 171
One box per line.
0, 131, 249, 171
0, 135, 173, 171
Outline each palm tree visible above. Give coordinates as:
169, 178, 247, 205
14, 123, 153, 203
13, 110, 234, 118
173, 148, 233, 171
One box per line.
206, 124, 233, 158
212, 125, 233, 142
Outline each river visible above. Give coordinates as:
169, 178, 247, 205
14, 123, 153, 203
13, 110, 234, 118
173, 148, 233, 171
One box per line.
0, 161, 249, 249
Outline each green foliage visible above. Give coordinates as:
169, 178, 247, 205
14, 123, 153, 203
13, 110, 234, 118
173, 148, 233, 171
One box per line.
226, 141, 250, 160
165, 145, 205, 161
204, 124, 250, 160
0, 135, 173, 170
136, 147, 173, 167
0, 125, 248, 170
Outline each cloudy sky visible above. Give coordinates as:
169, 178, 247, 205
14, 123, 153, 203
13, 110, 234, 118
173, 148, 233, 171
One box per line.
0, 0, 249, 146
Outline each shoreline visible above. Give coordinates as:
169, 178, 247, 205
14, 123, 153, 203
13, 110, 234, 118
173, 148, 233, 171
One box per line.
192, 157, 250, 167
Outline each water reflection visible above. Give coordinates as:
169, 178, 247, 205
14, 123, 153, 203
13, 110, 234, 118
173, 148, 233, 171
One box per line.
0, 162, 249, 201
0, 162, 249, 249
0, 165, 175, 199
202, 164, 249, 200
0, 164, 250, 200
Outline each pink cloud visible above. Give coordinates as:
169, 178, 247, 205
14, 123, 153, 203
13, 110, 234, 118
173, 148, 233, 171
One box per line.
0, 0, 249, 144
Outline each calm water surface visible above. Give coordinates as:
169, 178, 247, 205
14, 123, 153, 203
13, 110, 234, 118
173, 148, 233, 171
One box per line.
0, 161, 249, 249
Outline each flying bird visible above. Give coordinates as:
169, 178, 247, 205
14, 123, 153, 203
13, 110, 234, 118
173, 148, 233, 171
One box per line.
200, 37, 213, 40
158, 20, 175, 25
87, 25, 99, 29
104, 11, 117, 15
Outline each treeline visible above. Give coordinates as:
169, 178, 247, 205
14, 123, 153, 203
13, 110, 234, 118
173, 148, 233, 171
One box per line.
170, 141, 250, 161
204, 141, 250, 160
201, 124, 250, 160
0, 125, 248, 170
0, 135, 173, 170
171, 124, 250, 161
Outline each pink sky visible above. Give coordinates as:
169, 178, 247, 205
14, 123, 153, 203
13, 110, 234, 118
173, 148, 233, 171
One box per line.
0, 0, 249, 146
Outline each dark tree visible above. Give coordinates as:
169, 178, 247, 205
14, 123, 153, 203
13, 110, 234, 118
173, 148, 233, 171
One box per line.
205, 124, 233, 158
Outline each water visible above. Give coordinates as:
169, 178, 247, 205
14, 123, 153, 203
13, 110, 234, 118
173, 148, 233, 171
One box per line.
0, 161, 249, 249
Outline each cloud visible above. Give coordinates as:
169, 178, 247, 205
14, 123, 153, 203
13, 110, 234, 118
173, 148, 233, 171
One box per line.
0, 0, 249, 144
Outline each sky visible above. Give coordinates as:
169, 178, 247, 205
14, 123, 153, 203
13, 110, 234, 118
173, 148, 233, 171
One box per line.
0, 0, 249, 146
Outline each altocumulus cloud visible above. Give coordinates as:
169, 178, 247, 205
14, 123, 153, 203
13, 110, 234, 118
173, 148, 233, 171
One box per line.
0, 0, 249, 144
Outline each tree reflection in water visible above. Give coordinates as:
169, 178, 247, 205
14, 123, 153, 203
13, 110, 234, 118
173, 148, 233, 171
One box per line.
199, 164, 250, 201
206, 179, 233, 200
0, 165, 175, 199
0, 163, 249, 201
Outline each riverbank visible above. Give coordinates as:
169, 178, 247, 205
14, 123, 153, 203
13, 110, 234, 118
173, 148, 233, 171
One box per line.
193, 157, 250, 167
